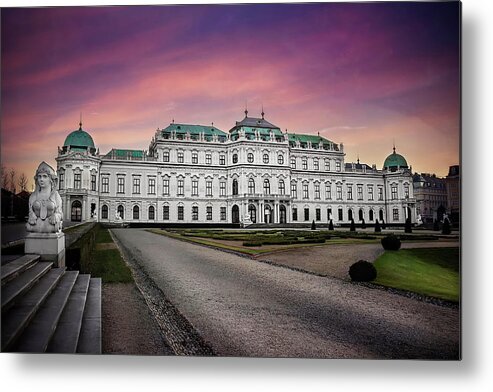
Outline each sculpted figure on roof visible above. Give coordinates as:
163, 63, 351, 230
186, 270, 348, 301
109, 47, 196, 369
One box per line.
26, 162, 63, 233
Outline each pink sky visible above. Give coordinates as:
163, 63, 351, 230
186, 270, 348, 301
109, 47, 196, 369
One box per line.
1, 3, 460, 191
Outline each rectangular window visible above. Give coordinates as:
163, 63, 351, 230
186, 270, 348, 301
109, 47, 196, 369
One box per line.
338, 208, 343, 221
206, 206, 212, 220
133, 177, 140, 194
378, 187, 383, 201
192, 152, 198, 164
74, 173, 81, 189
302, 158, 308, 170
391, 185, 398, 200
316, 208, 321, 221
292, 207, 298, 221
148, 178, 156, 194
192, 179, 199, 196
304, 208, 310, 221
325, 183, 331, 200
59, 171, 65, 190
325, 159, 330, 171
117, 177, 125, 194
206, 154, 212, 165
393, 208, 399, 221
368, 186, 374, 201
192, 206, 199, 220
163, 151, 170, 162
291, 182, 297, 198
303, 183, 309, 199
219, 155, 226, 165
337, 185, 342, 200
163, 205, 169, 220
314, 183, 320, 199
404, 185, 409, 198
313, 159, 319, 171
177, 179, 184, 196
220, 181, 226, 196
220, 207, 226, 221
336, 161, 341, 172
163, 178, 169, 195
357, 185, 363, 201
290, 157, 296, 169
279, 181, 285, 195
347, 185, 353, 200
206, 180, 213, 196
177, 152, 184, 163
178, 206, 184, 220
91, 174, 96, 191
101, 177, 109, 193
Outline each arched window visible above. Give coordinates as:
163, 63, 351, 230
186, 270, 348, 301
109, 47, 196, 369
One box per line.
348, 209, 353, 221
248, 204, 257, 223
369, 209, 374, 221
71, 200, 82, 222
148, 205, 155, 220
117, 205, 124, 220
232, 179, 238, 195
279, 179, 285, 195
248, 178, 255, 194
263, 179, 270, 195
247, 153, 254, 163
359, 209, 364, 221
379, 209, 384, 222
133, 205, 140, 220
101, 204, 108, 219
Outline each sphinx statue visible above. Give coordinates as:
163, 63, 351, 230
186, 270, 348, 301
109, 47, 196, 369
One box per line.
26, 161, 63, 233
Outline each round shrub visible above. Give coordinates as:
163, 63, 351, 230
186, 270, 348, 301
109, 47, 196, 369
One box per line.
348, 260, 377, 282
442, 218, 451, 235
328, 219, 334, 231
381, 234, 401, 250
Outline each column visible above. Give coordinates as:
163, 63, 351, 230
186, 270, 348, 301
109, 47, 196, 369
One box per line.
82, 197, 86, 222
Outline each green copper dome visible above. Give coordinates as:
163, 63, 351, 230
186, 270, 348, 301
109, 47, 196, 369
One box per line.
383, 149, 408, 170
64, 124, 95, 150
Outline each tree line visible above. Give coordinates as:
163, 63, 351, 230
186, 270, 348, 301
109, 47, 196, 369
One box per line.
0, 164, 29, 194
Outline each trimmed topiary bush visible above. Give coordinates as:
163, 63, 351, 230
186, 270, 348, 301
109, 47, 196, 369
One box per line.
348, 260, 377, 282
361, 219, 366, 229
381, 219, 386, 229
442, 218, 451, 235
328, 219, 334, 231
311, 220, 316, 230
375, 219, 381, 233
433, 219, 440, 231
350, 218, 356, 232
405, 218, 412, 233
381, 234, 401, 250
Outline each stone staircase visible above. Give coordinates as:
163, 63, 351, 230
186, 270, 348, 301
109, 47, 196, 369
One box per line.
1, 254, 101, 353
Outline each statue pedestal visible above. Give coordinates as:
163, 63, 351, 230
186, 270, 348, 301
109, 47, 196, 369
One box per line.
25, 232, 65, 268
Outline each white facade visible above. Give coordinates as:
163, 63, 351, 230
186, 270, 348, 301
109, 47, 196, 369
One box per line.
56, 114, 416, 226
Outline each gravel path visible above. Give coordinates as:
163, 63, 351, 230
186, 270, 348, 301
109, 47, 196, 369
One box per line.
257, 241, 460, 280
102, 283, 174, 356
111, 228, 460, 359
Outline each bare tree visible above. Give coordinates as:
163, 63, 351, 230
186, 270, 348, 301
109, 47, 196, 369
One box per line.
9, 168, 17, 193
18, 173, 28, 192
0, 164, 7, 189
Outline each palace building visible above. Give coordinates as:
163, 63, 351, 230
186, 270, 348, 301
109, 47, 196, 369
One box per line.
56, 111, 416, 226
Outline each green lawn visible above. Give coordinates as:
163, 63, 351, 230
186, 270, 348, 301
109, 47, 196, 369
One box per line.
83, 228, 133, 283
373, 248, 460, 302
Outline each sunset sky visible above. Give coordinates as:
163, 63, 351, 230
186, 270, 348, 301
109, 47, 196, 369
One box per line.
1, 2, 460, 190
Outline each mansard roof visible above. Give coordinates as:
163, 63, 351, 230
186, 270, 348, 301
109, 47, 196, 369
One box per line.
233, 116, 279, 129
162, 123, 227, 137
104, 148, 145, 159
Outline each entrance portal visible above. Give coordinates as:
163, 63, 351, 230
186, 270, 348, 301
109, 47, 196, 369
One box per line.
232, 205, 240, 224
71, 200, 82, 222
279, 205, 287, 224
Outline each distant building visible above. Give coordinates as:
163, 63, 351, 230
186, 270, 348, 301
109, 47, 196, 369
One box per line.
1, 188, 30, 221
445, 165, 460, 224
56, 111, 416, 226
412, 173, 447, 224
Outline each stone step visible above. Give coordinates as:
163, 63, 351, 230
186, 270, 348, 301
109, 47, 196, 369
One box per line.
77, 278, 102, 354
46, 274, 91, 353
12, 271, 79, 353
1, 268, 65, 351
1, 262, 52, 313
1, 254, 40, 285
